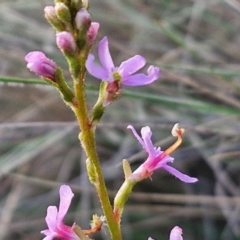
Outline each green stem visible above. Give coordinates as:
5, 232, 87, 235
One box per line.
73, 75, 122, 240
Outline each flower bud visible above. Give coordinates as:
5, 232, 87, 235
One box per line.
44, 6, 65, 31
71, 0, 88, 11
25, 51, 58, 81
56, 31, 76, 53
75, 8, 91, 30
55, 2, 71, 23
54, 0, 70, 4
87, 22, 100, 46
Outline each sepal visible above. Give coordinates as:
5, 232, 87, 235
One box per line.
90, 81, 107, 128
54, 68, 76, 106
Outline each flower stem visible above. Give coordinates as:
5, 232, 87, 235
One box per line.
73, 72, 122, 240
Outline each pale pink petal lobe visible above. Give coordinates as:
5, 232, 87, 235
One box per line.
169, 226, 183, 240
45, 206, 58, 231
86, 54, 110, 80
140, 126, 158, 157
122, 66, 160, 86
98, 36, 114, 72
57, 185, 74, 221
127, 125, 144, 148
118, 55, 146, 76
163, 165, 198, 183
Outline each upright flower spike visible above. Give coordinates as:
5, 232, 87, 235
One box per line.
41, 185, 80, 240
85, 36, 160, 87
127, 123, 198, 183
25, 51, 58, 81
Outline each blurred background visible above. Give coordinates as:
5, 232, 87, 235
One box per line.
0, 0, 240, 239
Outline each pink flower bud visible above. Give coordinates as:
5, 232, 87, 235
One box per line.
44, 6, 65, 31
55, 2, 71, 23
75, 8, 91, 30
44, 6, 57, 21
56, 31, 76, 53
87, 22, 100, 46
25, 51, 57, 81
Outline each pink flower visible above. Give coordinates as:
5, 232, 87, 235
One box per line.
85, 36, 160, 86
127, 124, 198, 183
25, 51, 57, 81
41, 185, 79, 240
169, 226, 183, 240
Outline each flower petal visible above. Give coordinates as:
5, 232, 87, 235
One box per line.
141, 126, 159, 157
153, 155, 174, 171
118, 55, 146, 77
42, 235, 54, 240
86, 54, 110, 80
127, 125, 144, 148
163, 165, 198, 183
169, 226, 183, 240
45, 206, 58, 231
41, 229, 55, 240
98, 36, 114, 72
122, 66, 160, 86
57, 185, 74, 222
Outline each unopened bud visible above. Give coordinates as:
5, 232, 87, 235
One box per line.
87, 22, 100, 46
71, 0, 88, 11
56, 31, 76, 53
44, 6, 65, 31
55, 2, 71, 23
75, 8, 91, 30
25, 51, 58, 82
